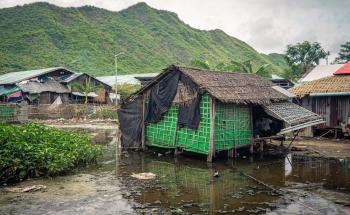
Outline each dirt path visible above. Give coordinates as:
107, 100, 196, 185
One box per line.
39, 119, 118, 130
290, 138, 350, 159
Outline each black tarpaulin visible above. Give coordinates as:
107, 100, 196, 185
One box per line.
117, 97, 143, 148
118, 68, 203, 149
177, 93, 202, 130
145, 70, 180, 123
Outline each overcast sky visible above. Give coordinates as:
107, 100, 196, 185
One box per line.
1, 0, 349, 61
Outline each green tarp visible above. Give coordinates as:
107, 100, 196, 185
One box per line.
0, 87, 21, 96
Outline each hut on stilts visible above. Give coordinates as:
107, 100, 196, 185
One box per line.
118, 65, 323, 162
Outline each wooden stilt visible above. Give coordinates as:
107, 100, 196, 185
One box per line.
173, 124, 179, 156
234, 120, 238, 159
228, 148, 234, 159
174, 148, 179, 156
280, 134, 285, 147
207, 97, 216, 162
250, 143, 254, 155
259, 140, 264, 152
249, 105, 254, 155
141, 93, 146, 151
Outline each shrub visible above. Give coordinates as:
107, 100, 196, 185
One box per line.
115, 83, 141, 100
90, 107, 118, 119
0, 122, 101, 183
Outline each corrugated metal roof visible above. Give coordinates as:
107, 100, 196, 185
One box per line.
334, 61, 350, 75
17, 79, 70, 94
271, 86, 296, 98
263, 102, 324, 134
96, 73, 159, 86
0, 67, 65, 85
59, 73, 84, 83
270, 74, 285, 80
299, 64, 344, 82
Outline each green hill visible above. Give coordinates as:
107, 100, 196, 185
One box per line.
0, 2, 287, 76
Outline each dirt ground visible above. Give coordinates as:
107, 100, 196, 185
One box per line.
287, 137, 350, 159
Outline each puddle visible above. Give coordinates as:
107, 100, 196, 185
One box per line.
0, 127, 350, 215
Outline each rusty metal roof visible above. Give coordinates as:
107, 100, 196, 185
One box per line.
17, 79, 70, 94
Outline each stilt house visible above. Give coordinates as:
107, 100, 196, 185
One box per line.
118, 65, 323, 161
290, 61, 350, 136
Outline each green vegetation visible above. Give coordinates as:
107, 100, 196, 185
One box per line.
284, 41, 329, 80
71, 78, 103, 104
189, 59, 271, 77
90, 107, 118, 119
0, 123, 101, 183
0, 2, 287, 76
117, 83, 141, 100
334, 41, 350, 63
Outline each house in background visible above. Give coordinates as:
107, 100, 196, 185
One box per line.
96, 73, 159, 86
269, 74, 294, 89
290, 61, 350, 137
299, 64, 344, 83
59, 72, 112, 103
0, 68, 73, 104
0, 67, 112, 104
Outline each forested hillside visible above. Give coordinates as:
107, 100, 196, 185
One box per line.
0, 2, 287, 76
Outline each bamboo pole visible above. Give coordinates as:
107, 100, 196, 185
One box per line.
207, 97, 215, 162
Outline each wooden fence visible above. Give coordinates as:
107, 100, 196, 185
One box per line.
0, 103, 117, 122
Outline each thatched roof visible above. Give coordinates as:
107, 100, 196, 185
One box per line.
132, 65, 287, 105
289, 75, 350, 97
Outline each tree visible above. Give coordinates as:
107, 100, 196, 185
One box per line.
72, 78, 103, 104
227, 60, 271, 77
189, 59, 271, 77
334, 42, 350, 63
284, 41, 329, 79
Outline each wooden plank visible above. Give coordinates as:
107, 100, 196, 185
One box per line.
207, 97, 216, 162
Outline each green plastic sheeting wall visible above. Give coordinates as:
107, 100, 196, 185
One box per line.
145, 94, 252, 155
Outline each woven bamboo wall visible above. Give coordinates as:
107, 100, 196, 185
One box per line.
214, 102, 252, 150
145, 94, 253, 155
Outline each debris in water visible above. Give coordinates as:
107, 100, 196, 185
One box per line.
131, 172, 156, 180
5, 185, 47, 193
214, 171, 219, 177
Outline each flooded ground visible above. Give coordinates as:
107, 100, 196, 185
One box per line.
1, 126, 350, 215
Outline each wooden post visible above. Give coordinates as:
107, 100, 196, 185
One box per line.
173, 125, 179, 156
234, 122, 237, 158
250, 144, 254, 154
249, 105, 254, 155
141, 93, 146, 150
207, 97, 216, 162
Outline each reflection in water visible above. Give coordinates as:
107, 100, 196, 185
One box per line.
119, 154, 284, 214
285, 154, 292, 177
118, 152, 350, 214
287, 156, 350, 191
0, 127, 349, 215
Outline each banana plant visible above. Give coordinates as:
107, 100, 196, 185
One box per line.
71, 78, 103, 105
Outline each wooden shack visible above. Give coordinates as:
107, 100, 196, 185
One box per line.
59, 72, 112, 103
118, 65, 323, 161
290, 61, 350, 136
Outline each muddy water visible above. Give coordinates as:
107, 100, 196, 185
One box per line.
0, 127, 350, 215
